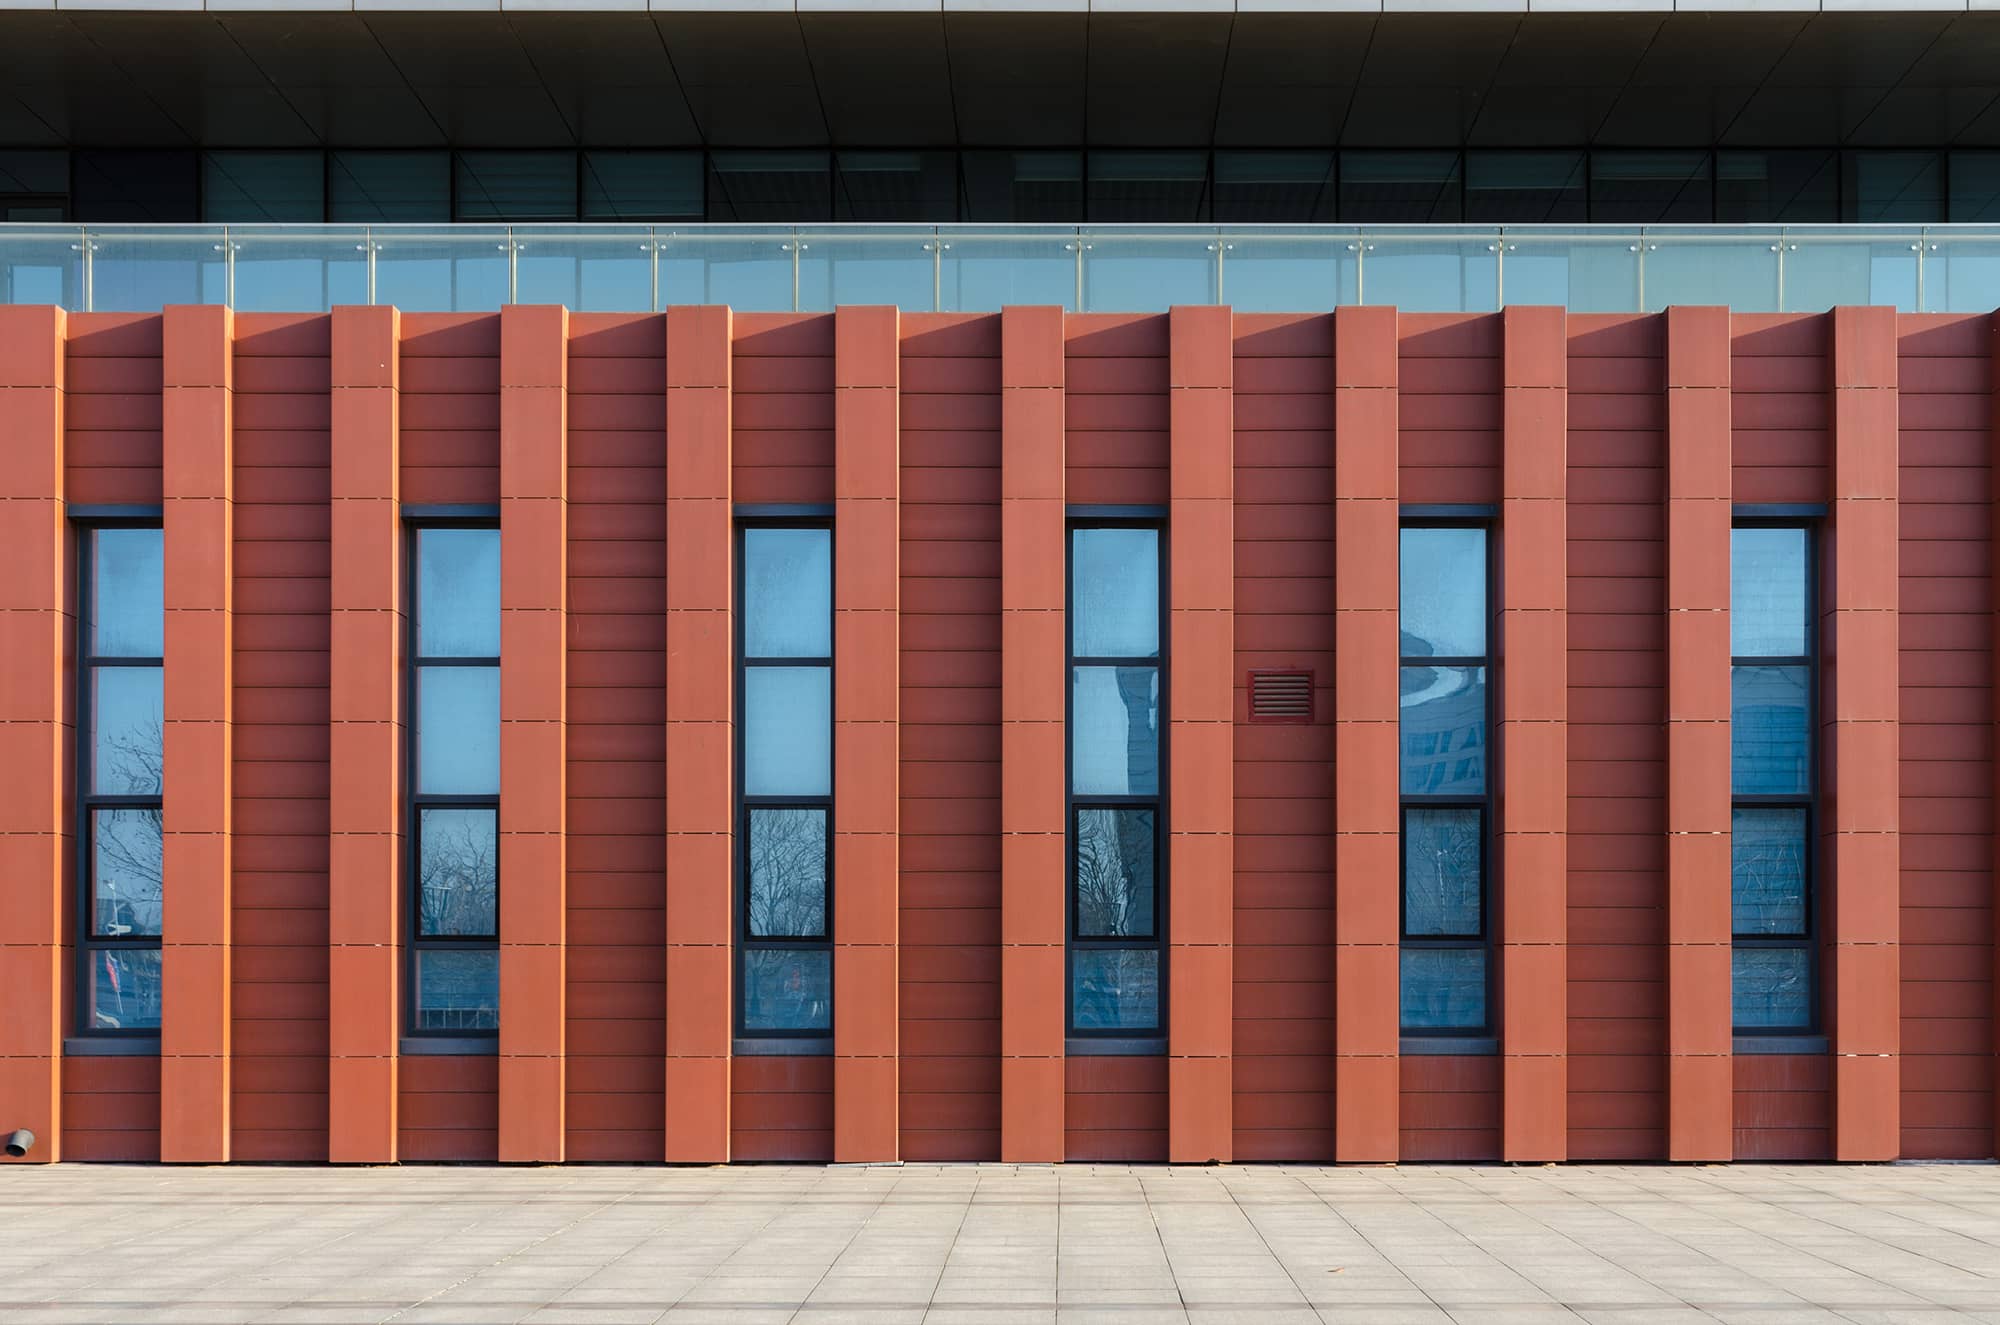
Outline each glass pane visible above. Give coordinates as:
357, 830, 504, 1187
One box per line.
582, 151, 703, 220
1071, 949, 1160, 1031
1844, 151, 1943, 223
91, 807, 163, 939
1399, 526, 1485, 658
1590, 151, 1712, 223
1075, 808, 1156, 939
90, 527, 163, 658
418, 808, 499, 938
835, 151, 956, 221
455, 152, 578, 222
417, 527, 500, 658
1732, 666, 1810, 796
1400, 948, 1486, 1031
414, 949, 499, 1032
1465, 151, 1585, 223
1083, 234, 1216, 312
91, 666, 162, 796
85, 947, 162, 1032
1732, 948, 1811, 1030
1731, 526, 1809, 658
1213, 152, 1335, 223
1340, 152, 1462, 223
1071, 527, 1159, 658
743, 667, 832, 797
1089, 152, 1209, 222
416, 667, 500, 796
1400, 665, 1486, 796
330, 151, 450, 222
202, 151, 324, 223
709, 151, 831, 222
743, 527, 832, 658
1950, 151, 2000, 222
961, 151, 1082, 222
1717, 150, 1838, 223
743, 948, 831, 1032
1733, 807, 1808, 936
73, 150, 197, 222
748, 807, 828, 939
1072, 666, 1160, 797
1404, 807, 1482, 937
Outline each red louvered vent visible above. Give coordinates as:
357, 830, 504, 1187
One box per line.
1248, 669, 1314, 724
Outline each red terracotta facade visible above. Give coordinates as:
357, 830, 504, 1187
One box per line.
0, 301, 1995, 1165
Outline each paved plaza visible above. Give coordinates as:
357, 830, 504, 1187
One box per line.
2, 1163, 1999, 1324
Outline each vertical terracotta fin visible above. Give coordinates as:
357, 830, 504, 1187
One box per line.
160, 304, 235, 1164
0, 305, 67, 1164
497, 304, 569, 1163
1333, 304, 1401, 1163
328, 304, 403, 1164
1664, 305, 1735, 1162
1499, 304, 1568, 1163
999, 305, 1068, 1163
664, 305, 734, 1163
833, 305, 901, 1163
1829, 305, 1900, 1162
1167, 303, 1233, 1165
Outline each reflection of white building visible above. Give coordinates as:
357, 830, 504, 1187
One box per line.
1073, 667, 1160, 794
1400, 631, 1485, 796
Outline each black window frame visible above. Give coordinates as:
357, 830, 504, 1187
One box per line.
1066, 512, 1168, 1041
734, 513, 836, 1041
404, 513, 502, 1039
1730, 516, 1819, 1037
73, 514, 166, 1040
1398, 514, 1495, 1038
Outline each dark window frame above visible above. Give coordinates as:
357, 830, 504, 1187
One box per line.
73, 514, 166, 1041
405, 512, 502, 1039
1730, 516, 1820, 1037
1398, 514, 1495, 1038
1066, 512, 1168, 1041
734, 513, 836, 1041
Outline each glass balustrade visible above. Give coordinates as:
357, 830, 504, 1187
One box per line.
6, 222, 2000, 314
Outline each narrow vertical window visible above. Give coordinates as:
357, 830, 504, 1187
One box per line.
1068, 521, 1164, 1036
738, 522, 833, 1036
77, 524, 165, 1035
408, 523, 501, 1034
1730, 524, 1815, 1033
1399, 523, 1490, 1035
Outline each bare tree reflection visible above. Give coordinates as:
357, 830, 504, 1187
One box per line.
420, 809, 498, 936
1076, 808, 1153, 938
749, 808, 826, 937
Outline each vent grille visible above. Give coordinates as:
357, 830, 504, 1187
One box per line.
1248, 669, 1314, 724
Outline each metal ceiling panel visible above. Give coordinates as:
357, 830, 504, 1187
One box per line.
799, 11, 954, 145
941, 11, 1087, 144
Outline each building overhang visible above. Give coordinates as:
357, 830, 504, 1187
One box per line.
5, 6, 2000, 150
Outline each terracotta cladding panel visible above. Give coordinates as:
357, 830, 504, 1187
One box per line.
1891, 316, 1994, 1157
897, 318, 1002, 1161
65, 313, 164, 506
565, 331, 668, 1157
732, 1057, 834, 1162
1232, 324, 1336, 1161
731, 326, 833, 504
1400, 1055, 1501, 1161
1729, 314, 1828, 506
1066, 1056, 1168, 1162
1564, 318, 1668, 1160
398, 1056, 500, 1161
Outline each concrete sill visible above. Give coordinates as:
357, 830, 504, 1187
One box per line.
1401, 1036, 1498, 1056
734, 1037, 832, 1056
401, 1036, 498, 1056
1734, 1034, 1828, 1056
64, 1036, 159, 1057
1066, 1036, 1166, 1056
